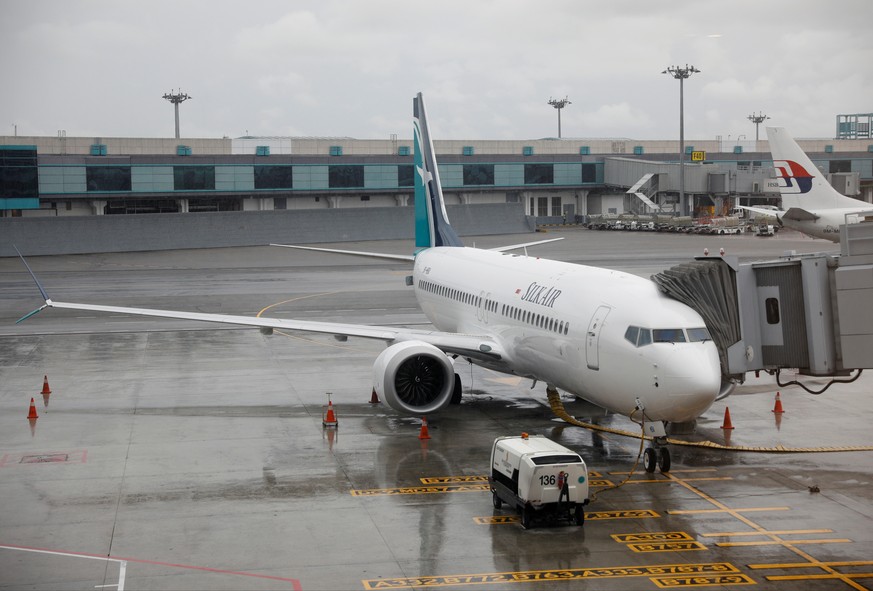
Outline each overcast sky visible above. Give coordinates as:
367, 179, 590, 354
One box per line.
2, 1, 871, 141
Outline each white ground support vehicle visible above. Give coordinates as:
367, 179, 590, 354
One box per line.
488, 433, 589, 529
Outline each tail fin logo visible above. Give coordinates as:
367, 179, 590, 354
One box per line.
773, 159, 814, 194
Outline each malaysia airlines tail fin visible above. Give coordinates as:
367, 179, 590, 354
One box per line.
767, 127, 862, 211
414, 92, 463, 252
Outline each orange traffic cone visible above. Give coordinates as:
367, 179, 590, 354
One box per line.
772, 392, 785, 414
720, 407, 734, 430
418, 416, 431, 440
369, 388, 380, 404
41, 375, 51, 395
27, 398, 39, 420
322, 399, 338, 428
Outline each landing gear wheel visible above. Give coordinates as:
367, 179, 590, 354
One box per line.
574, 506, 585, 526
450, 373, 462, 404
643, 448, 657, 473
492, 491, 502, 509
521, 507, 532, 530
657, 447, 671, 473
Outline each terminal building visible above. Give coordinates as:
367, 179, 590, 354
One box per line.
2, 130, 872, 225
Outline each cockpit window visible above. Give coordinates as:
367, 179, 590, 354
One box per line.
687, 327, 711, 342
653, 329, 686, 343
624, 326, 639, 345
637, 328, 652, 346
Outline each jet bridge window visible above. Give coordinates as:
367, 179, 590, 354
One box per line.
765, 298, 780, 324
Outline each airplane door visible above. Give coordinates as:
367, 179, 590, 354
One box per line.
586, 305, 611, 370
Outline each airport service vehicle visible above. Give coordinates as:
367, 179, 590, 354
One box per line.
755, 223, 776, 237
489, 433, 589, 529
739, 127, 873, 242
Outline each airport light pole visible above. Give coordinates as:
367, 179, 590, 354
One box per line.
548, 97, 571, 139
748, 111, 769, 142
162, 90, 192, 139
662, 65, 700, 216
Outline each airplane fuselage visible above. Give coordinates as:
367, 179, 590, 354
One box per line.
782, 207, 873, 242
412, 247, 721, 423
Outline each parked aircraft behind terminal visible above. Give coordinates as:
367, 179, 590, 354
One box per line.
18, 93, 725, 473
740, 127, 873, 242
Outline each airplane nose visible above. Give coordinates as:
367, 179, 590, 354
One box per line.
659, 345, 721, 422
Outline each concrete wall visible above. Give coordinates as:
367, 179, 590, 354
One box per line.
0, 203, 534, 257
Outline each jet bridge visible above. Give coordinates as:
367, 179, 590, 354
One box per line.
652, 222, 873, 387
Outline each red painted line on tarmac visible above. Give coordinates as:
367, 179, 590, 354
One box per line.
0, 543, 303, 590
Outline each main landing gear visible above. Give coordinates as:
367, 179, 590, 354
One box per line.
643, 438, 671, 473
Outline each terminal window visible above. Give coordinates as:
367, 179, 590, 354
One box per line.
0, 148, 38, 198
398, 165, 414, 187
174, 166, 215, 191
329, 165, 364, 188
463, 164, 494, 186
254, 165, 293, 189
86, 166, 131, 192
524, 164, 554, 185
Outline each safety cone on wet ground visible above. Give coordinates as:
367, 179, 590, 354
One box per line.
322, 399, 338, 428
27, 398, 39, 420
720, 407, 734, 430
369, 388, 380, 404
418, 416, 431, 440
772, 392, 785, 414
40, 375, 51, 395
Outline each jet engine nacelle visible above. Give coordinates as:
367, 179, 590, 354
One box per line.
373, 341, 455, 415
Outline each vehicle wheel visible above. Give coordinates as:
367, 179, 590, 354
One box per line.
643, 448, 657, 473
450, 373, 462, 404
575, 506, 585, 526
658, 448, 671, 473
492, 492, 502, 509
521, 507, 532, 529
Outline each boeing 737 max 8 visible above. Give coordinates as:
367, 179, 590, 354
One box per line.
18, 93, 724, 472
741, 127, 873, 241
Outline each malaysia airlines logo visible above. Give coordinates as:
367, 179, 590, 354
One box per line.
773, 159, 814, 194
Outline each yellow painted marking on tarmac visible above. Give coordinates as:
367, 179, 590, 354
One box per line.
585, 509, 660, 520
610, 468, 719, 475
766, 573, 873, 582
650, 574, 755, 587
703, 529, 833, 537
748, 560, 873, 569
361, 563, 741, 589
664, 472, 869, 591
613, 532, 694, 543
589, 479, 614, 487
350, 484, 489, 496
716, 538, 851, 548
669, 507, 789, 515
627, 541, 707, 553
625, 477, 732, 485
588, 470, 602, 478
420, 475, 487, 484
474, 509, 661, 525
474, 515, 519, 525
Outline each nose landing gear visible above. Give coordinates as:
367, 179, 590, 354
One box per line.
643, 439, 671, 473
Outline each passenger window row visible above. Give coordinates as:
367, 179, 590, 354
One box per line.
416, 279, 570, 336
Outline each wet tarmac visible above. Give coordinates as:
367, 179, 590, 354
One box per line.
1, 228, 871, 590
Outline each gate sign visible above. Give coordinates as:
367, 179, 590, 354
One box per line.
691, 151, 706, 161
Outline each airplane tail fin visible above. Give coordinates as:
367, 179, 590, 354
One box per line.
767, 127, 861, 211
413, 92, 463, 252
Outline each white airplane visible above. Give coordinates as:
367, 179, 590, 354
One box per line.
740, 127, 873, 241
17, 93, 724, 472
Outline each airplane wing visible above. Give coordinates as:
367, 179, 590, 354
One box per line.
736, 205, 783, 219
270, 243, 415, 261
15, 249, 503, 363
270, 237, 564, 259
